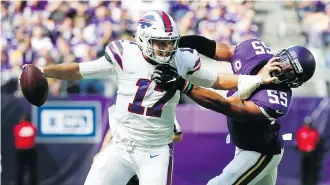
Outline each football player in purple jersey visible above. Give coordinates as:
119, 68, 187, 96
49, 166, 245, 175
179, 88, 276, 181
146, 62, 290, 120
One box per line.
152, 36, 316, 185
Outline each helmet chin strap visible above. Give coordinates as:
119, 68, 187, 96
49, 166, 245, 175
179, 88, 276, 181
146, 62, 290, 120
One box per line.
142, 53, 159, 66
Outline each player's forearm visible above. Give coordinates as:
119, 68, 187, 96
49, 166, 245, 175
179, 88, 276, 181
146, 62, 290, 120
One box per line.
212, 73, 239, 90
186, 85, 258, 121
42, 63, 82, 80
188, 85, 233, 115
99, 129, 112, 152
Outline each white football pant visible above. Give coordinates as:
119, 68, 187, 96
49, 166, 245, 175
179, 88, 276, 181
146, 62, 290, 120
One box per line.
207, 147, 283, 185
84, 140, 173, 185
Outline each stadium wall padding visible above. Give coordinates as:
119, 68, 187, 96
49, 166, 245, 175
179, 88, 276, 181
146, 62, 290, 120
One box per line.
1, 94, 329, 185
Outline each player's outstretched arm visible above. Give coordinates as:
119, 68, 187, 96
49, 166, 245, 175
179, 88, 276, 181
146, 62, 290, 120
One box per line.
213, 60, 279, 98
185, 85, 265, 121
37, 55, 115, 80
152, 68, 266, 121
40, 62, 82, 80
183, 57, 281, 99
179, 35, 235, 62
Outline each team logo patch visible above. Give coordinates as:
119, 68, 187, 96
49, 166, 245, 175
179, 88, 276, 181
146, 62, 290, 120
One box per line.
138, 15, 156, 29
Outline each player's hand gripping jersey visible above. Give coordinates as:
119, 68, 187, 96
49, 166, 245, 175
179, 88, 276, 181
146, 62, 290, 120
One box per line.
80, 40, 217, 146
227, 39, 292, 154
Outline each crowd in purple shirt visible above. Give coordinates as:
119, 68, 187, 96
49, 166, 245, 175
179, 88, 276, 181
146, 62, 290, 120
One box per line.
1, 1, 258, 97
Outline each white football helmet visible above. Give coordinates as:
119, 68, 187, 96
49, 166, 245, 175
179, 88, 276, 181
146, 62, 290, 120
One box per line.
136, 10, 180, 64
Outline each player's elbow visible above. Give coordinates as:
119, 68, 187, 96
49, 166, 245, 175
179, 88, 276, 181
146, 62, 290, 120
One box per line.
71, 71, 83, 80
213, 100, 248, 121
62, 63, 83, 80
214, 43, 235, 62
212, 76, 227, 90
212, 74, 237, 90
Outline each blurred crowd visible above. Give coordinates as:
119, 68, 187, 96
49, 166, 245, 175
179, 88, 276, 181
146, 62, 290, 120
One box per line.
1, 0, 258, 97
171, 0, 258, 45
1, 1, 133, 97
294, 1, 330, 66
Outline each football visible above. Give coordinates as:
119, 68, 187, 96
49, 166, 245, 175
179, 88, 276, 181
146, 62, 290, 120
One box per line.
20, 64, 49, 107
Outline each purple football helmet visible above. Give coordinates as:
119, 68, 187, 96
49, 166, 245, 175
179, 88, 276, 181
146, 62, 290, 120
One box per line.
271, 46, 316, 88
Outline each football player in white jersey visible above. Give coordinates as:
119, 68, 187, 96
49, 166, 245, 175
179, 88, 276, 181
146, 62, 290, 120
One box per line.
26, 11, 280, 185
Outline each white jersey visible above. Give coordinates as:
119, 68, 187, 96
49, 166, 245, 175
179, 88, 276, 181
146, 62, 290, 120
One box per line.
79, 40, 217, 146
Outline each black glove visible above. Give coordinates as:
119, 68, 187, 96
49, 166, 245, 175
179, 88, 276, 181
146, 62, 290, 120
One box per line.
151, 65, 185, 91
151, 65, 194, 94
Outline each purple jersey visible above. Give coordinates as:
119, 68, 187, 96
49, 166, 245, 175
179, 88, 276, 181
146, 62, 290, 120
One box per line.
228, 38, 293, 117
248, 85, 292, 119
227, 39, 292, 154
230, 38, 273, 75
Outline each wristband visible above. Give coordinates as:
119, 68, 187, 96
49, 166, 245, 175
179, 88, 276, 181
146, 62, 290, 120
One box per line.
182, 81, 194, 95
238, 75, 262, 99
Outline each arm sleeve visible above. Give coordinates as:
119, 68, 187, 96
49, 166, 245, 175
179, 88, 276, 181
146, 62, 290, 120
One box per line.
179, 35, 216, 58
179, 48, 217, 88
79, 56, 116, 79
186, 65, 218, 88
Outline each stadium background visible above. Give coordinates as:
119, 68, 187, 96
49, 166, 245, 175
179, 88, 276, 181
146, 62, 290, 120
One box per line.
1, 1, 330, 185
